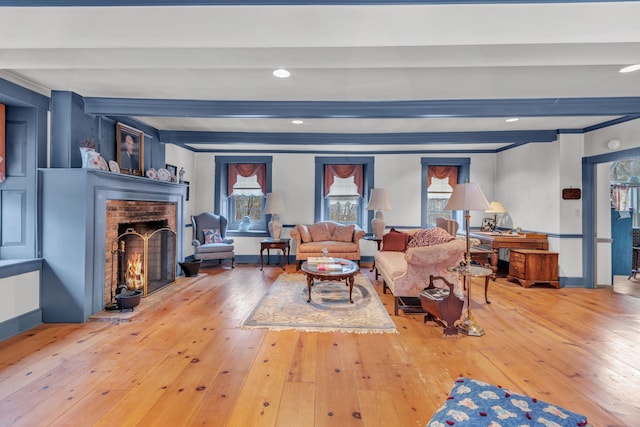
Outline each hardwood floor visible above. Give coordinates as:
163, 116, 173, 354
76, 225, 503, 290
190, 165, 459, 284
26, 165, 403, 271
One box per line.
0, 263, 638, 426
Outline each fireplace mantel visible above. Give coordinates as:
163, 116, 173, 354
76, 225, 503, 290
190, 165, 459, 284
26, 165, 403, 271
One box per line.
39, 169, 186, 322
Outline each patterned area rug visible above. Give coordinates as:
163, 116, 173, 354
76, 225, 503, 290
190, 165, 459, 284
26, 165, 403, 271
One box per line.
241, 273, 397, 334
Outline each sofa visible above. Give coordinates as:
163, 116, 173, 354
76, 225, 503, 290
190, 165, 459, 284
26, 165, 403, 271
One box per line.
374, 228, 467, 316
290, 221, 365, 269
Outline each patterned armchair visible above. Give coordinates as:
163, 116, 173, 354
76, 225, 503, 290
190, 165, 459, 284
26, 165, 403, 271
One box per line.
191, 213, 235, 267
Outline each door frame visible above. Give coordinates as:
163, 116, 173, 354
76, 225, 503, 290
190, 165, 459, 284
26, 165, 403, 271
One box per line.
583, 146, 640, 288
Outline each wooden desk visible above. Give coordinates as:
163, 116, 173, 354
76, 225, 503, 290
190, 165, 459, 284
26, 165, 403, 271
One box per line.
469, 231, 549, 273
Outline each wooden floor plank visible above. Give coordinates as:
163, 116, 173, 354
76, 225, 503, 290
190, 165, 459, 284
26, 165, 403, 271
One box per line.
275, 381, 316, 427
0, 264, 638, 426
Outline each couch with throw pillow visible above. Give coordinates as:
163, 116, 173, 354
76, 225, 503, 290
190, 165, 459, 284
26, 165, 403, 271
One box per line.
290, 221, 365, 269
374, 227, 467, 315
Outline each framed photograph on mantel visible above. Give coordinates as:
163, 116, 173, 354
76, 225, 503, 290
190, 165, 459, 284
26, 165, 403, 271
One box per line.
116, 123, 144, 176
165, 163, 177, 178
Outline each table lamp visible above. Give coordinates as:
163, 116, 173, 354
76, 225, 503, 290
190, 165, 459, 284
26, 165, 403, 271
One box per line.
264, 192, 287, 240
367, 188, 392, 239
445, 182, 491, 336
485, 201, 507, 231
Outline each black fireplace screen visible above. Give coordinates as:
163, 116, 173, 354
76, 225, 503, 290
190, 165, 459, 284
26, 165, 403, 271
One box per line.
115, 222, 177, 296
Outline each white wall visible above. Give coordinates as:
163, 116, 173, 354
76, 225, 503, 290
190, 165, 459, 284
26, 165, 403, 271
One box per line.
188, 151, 496, 258
0, 271, 39, 323
170, 119, 640, 283
584, 118, 640, 157
496, 141, 560, 233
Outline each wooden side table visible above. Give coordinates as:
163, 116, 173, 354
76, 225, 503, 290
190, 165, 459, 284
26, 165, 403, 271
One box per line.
260, 238, 290, 271
364, 235, 382, 278
507, 249, 559, 288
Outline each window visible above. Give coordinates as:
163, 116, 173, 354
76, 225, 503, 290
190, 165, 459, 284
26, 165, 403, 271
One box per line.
315, 157, 374, 229
214, 156, 272, 234
327, 176, 360, 223
427, 166, 457, 225
421, 158, 470, 228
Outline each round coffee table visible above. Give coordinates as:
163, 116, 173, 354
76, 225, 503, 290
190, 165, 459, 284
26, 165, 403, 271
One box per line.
301, 258, 359, 303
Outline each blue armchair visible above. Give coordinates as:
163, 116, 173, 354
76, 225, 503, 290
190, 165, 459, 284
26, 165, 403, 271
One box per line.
191, 213, 235, 268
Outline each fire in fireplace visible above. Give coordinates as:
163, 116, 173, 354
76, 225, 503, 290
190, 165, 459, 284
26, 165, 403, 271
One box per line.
110, 220, 177, 301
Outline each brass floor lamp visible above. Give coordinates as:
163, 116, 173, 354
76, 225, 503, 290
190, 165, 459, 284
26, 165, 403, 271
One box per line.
445, 182, 491, 336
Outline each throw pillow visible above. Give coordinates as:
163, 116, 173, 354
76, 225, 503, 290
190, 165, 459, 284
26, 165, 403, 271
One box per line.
203, 228, 223, 244
203, 228, 215, 244
382, 228, 409, 252
298, 224, 312, 243
407, 227, 455, 248
332, 224, 355, 242
308, 222, 332, 241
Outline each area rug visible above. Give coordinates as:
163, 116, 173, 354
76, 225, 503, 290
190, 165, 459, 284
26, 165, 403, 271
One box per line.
241, 273, 397, 334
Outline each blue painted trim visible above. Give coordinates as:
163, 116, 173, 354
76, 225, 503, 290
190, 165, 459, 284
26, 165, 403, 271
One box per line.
0, 78, 49, 110
583, 115, 640, 133
314, 156, 375, 226
183, 147, 502, 155
560, 277, 585, 288
0, 1, 632, 7
160, 130, 558, 146
0, 259, 42, 279
0, 309, 42, 342
86, 97, 640, 119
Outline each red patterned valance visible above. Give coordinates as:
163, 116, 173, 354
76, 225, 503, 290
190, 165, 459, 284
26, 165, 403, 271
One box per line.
228, 163, 266, 195
324, 164, 364, 197
427, 166, 458, 189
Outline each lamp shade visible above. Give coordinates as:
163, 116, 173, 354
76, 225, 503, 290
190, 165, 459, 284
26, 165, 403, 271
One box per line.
485, 201, 507, 215
264, 192, 286, 214
366, 188, 392, 211
444, 183, 490, 211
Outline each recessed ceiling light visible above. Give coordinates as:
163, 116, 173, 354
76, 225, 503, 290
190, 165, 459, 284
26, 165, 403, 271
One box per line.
273, 68, 291, 78
505, 118, 519, 123
292, 120, 304, 125
619, 64, 640, 73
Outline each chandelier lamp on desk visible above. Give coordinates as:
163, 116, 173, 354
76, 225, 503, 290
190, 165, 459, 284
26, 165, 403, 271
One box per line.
485, 201, 507, 231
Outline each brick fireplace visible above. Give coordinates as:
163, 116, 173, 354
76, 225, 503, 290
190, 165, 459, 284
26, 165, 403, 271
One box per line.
104, 200, 177, 307
40, 169, 186, 322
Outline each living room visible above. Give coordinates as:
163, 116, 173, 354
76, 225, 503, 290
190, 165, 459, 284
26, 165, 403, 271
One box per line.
1, 1, 640, 424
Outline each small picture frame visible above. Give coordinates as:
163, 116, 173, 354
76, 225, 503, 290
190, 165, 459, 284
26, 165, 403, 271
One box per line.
165, 163, 177, 177
183, 181, 190, 201
116, 123, 144, 176
481, 217, 496, 232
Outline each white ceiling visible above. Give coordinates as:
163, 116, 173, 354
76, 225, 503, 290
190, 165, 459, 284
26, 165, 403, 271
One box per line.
1, 1, 640, 152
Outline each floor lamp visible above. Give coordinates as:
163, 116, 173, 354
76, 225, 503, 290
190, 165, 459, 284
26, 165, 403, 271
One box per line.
445, 182, 491, 336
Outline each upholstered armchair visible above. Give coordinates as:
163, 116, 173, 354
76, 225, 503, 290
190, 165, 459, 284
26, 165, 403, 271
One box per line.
191, 213, 235, 267
435, 217, 459, 237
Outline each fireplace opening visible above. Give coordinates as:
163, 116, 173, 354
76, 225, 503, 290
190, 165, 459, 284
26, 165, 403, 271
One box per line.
113, 221, 177, 298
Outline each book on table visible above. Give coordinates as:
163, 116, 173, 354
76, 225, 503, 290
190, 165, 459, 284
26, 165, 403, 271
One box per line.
307, 257, 335, 264
316, 263, 342, 271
